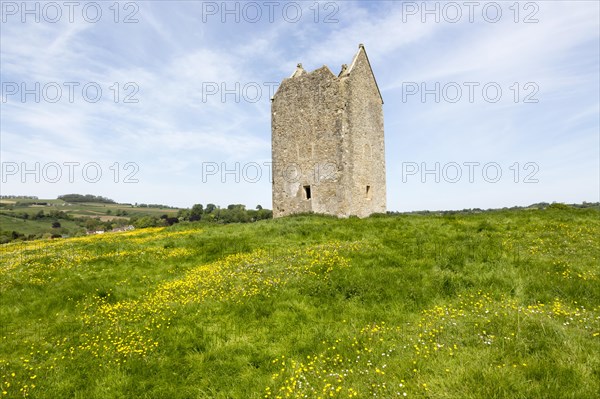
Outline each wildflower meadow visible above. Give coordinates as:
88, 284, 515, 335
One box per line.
1, 207, 599, 398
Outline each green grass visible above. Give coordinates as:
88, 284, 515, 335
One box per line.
1, 208, 599, 398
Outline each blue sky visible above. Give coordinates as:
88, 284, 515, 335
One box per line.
1, 1, 598, 211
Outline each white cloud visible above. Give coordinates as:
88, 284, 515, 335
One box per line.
1, 1, 598, 210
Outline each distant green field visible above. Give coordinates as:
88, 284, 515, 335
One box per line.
0, 215, 82, 236
3, 200, 177, 217
1, 207, 598, 398
0, 199, 179, 240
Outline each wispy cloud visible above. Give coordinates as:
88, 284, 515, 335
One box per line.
1, 1, 598, 210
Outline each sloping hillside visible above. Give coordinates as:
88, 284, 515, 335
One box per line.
1, 208, 599, 398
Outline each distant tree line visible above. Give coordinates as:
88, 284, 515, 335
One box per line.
178, 203, 272, 223
134, 203, 178, 209
58, 194, 116, 203
0, 195, 39, 199
128, 203, 272, 228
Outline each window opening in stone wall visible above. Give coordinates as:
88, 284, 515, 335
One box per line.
304, 185, 312, 200
366, 185, 372, 200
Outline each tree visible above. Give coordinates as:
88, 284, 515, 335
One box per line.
177, 209, 190, 220
165, 217, 179, 226
204, 204, 216, 214
85, 218, 102, 231
549, 202, 569, 210
190, 204, 203, 221
133, 216, 160, 228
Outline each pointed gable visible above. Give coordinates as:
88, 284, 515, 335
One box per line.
346, 44, 384, 104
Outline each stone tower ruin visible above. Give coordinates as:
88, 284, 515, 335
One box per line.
271, 44, 386, 218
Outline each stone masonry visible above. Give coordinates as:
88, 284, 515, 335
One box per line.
271, 44, 386, 218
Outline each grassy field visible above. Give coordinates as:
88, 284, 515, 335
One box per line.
0, 199, 180, 241
0, 200, 178, 220
1, 207, 599, 398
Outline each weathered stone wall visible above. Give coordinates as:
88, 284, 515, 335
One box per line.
341, 47, 387, 217
272, 45, 386, 218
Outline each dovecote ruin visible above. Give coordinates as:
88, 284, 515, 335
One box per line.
271, 44, 386, 218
